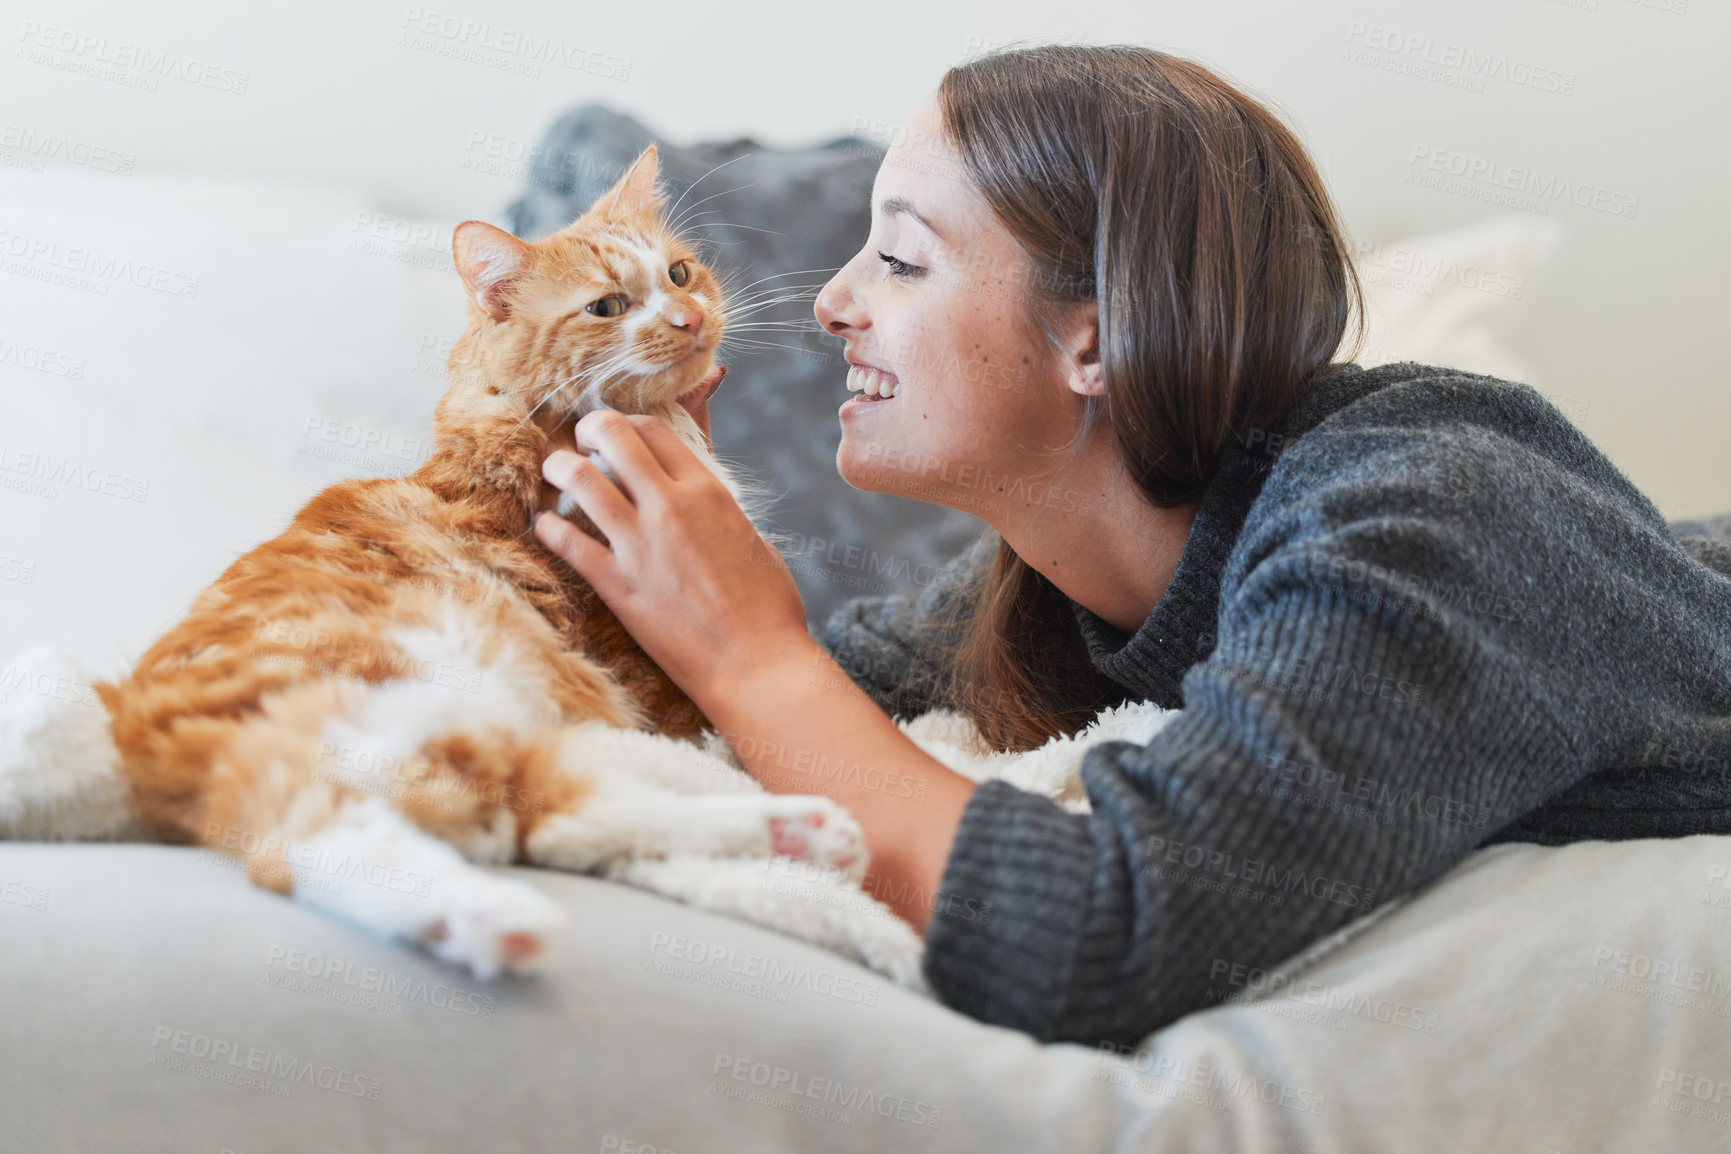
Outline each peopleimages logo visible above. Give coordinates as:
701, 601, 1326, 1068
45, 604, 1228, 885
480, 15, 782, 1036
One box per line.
1138, 833, 1379, 911
0, 227, 201, 298
148, 1026, 382, 1098
1206, 959, 1442, 1034
396, 8, 632, 80
0, 123, 135, 174
1406, 145, 1639, 220
1094, 1042, 1327, 1115
1353, 239, 1528, 300
0, 659, 102, 708
265, 945, 497, 1018
15, 21, 250, 94
0, 332, 86, 379
200, 822, 434, 898
711, 1054, 942, 1128
648, 931, 881, 1006
1343, 21, 1577, 95
0, 877, 50, 910
300, 415, 429, 468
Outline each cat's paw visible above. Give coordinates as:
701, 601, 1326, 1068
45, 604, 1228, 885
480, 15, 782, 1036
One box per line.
768, 800, 867, 882
421, 871, 566, 980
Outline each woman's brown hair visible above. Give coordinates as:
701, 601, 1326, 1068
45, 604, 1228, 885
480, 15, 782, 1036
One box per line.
925, 44, 1365, 751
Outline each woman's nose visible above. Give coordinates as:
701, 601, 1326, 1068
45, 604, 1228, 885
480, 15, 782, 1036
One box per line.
815, 262, 867, 336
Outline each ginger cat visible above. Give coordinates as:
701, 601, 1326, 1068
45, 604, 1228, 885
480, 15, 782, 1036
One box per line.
79, 147, 867, 977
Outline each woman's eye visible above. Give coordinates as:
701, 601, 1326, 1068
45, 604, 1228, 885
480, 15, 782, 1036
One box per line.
586, 294, 627, 318
877, 250, 924, 279
668, 260, 691, 287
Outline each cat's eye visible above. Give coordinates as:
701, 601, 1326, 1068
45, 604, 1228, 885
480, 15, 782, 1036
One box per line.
668, 260, 691, 288
586, 294, 627, 318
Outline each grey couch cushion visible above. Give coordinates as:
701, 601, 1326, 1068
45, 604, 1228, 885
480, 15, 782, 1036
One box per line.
508, 105, 984, 629
1668, 513, 1731, 542
1666, 513, 1731, 578
8, 835, 1731, 1152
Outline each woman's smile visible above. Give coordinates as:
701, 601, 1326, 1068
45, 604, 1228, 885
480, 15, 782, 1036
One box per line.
839, 357, 902, 418
843, 360, 901, 399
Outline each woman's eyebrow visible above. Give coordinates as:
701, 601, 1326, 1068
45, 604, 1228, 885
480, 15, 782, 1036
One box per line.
881, 195, 943, 241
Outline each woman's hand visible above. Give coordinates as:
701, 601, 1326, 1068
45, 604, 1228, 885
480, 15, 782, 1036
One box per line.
534, 407, 979, 934
532, 409, 814, 711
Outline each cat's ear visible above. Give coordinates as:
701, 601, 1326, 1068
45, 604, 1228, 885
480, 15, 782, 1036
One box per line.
591, 145, 662, 223
452, 221, 532, 322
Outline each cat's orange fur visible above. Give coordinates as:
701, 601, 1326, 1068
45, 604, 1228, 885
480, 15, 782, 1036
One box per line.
92, 147, 725, 951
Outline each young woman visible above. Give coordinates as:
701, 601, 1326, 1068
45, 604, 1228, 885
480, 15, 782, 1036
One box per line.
533, 45, 1731, 1048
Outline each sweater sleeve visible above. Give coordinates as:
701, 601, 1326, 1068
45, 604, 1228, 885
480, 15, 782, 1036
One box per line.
921, 503, 1588, 1047
819, 533, 994, 719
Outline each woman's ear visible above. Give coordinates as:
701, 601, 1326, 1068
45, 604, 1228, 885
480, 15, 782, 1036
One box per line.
1055, 301, 1105, 397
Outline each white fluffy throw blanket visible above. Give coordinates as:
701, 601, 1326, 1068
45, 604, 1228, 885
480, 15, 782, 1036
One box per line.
0, 644, 1176, 990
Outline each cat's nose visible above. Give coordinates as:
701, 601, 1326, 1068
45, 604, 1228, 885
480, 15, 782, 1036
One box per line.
668, 310, 703, 339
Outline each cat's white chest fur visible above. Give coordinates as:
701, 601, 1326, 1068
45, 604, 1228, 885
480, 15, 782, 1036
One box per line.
545, 401, 743, 523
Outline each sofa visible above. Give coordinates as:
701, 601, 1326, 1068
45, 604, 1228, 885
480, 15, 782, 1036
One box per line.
4, 109, 1729, 1153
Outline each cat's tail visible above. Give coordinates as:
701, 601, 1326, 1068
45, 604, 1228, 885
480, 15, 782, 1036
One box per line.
0, 645, 148, 841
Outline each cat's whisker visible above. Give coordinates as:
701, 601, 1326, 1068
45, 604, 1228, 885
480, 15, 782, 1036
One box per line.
711, 275, 833, 313
665, 154, 751, 225
721, 283, 827, 307
666, 180, 763, 233
718, 266, 844, 294
709, 271, 830, 309
493, 346, 641, 447
720, 305, 819, 325
718, 337, 829, 356
723, 322, 826, 333
721, 294, 826, 320
721, 337, 825, 350
681, 221, 787, 239
723, 309, 821, 327
575, 349, 660, 416
720, 295, 824, 318
670, 208, 727, 227
495, 386, 568, 446
720, 333, 821, 346
667, 190, 756, 235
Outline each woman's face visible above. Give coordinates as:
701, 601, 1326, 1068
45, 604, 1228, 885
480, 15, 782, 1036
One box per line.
814, 96, 1095, 525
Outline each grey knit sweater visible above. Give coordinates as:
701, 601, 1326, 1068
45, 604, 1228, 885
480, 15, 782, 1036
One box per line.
822, 360, 1731, 1048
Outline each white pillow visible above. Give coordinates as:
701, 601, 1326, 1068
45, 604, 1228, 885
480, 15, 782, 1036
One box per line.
1345, 213, 1565, 389
0, 168, 471, 675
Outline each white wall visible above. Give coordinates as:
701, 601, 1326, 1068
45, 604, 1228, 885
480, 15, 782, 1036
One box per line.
6, 0, 1727, 515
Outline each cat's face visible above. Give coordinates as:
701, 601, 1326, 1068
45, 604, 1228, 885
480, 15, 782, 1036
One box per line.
449, 146, 726, 425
